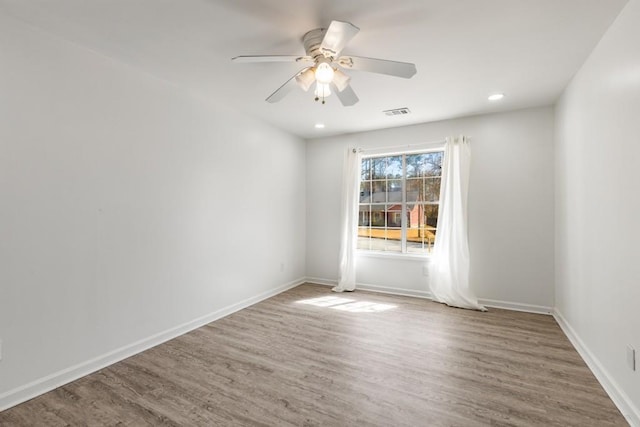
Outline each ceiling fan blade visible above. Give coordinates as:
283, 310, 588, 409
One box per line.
232, 55, 313, 63
320, 21, 360, 57
338, 55, 417, 78
331, 83, 359, 106
266, 68, 309, 103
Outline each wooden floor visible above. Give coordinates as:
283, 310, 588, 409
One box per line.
0, 284, 627, 426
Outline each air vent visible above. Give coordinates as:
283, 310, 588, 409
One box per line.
383, 107, 411, 116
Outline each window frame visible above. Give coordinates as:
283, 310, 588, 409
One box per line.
357, 147, 444, 258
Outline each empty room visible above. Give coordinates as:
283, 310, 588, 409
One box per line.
1, 0, 639, 425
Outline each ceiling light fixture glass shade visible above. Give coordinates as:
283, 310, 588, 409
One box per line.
488, 93, 505, 101
332, 69, 351, 92
295, 68, 316, 92
314, 82, 331, 104
315, 63, 335, 84
314, 82, 332, 98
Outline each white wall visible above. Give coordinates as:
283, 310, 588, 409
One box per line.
0, 13, 306, 405
555, 0, 640, 422
306, 107, 555, 311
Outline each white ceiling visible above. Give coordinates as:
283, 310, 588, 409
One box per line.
0, 0, 628, 139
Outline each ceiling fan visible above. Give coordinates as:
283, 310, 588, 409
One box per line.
232, 20, 417, 106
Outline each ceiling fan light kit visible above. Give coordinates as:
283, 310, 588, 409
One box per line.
314, 62, 334, 84
332, 69, 351, 92
232, 20, 417, 106
295, 68, 316, 92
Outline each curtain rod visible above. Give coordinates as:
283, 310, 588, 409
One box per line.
353, 139, 448, 154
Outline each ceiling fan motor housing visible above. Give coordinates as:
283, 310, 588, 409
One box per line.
302, 28, 332, 61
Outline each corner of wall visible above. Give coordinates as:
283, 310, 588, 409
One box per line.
553, 309, 640, 426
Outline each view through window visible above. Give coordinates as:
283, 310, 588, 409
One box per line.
358, 150, 443, 255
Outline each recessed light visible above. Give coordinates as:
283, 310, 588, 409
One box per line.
314, 123, 325, 129
488, 93, 505, 101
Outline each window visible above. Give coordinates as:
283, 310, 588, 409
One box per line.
358, 150, 443, 255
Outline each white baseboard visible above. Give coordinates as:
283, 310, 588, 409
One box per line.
303, 276, 337, 288
479, 298, 552, 315
553, 309, 640, 427
305, 276, 432, 299
304, 277, 550, 314
357, 283, 432, 299
0, 277, 306, 412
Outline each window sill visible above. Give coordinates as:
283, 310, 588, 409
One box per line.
356, 250, 432, 261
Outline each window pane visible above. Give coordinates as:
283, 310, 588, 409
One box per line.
406, 154, 420, 178
406, 152, 443, 178
422, 152, 443, 177
406, 178, 423, 202
372, 157, 386, 179
424, 177, 441, 202
358, 227, 401, 252
387, 179, 402, 202
407, 203, 422, 229
361, 158, 371, 181
387, 204, 402, 227
370, 204, 386, 226
385, 156, 402, 178
407, 204, 439, 254
406, 153, 425, 178
372, 181, 386, 202
360, 181, 372, 203
358, 205, 371, 226
424, 204, 439, 228
357, 228, 371, 250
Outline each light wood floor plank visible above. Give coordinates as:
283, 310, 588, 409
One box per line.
0, 284, 627, 426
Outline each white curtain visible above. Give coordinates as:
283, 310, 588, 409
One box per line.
333, 147, 361, 292
429, 136, 486, 311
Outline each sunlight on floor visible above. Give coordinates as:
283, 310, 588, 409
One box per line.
296, 296, 396, 313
